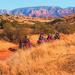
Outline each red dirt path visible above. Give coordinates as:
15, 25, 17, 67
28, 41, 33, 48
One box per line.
0, 50, 13, 60
0, 40, 18, 60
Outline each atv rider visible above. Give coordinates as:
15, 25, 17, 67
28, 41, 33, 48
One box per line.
54, 32, 60, 40
19, 38, 23, 49
37, 33, 46, 44
23, 35, 32, 48
47, 34, 53, 42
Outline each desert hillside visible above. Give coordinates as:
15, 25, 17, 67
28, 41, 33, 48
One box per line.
0, 33, 75, 75
0, 14, 75, 40
0, 14, 50, 24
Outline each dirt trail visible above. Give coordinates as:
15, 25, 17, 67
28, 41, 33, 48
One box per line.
0, 40, 18, 60
0, 50, 13, 60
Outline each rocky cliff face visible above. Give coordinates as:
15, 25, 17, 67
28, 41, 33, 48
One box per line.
0, 6, 75, 17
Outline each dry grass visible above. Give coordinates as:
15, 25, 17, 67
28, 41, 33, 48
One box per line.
1, 15, 51, 25
0, 33, 75, 75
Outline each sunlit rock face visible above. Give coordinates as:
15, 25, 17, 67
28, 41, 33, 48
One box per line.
0, 6, 75, 17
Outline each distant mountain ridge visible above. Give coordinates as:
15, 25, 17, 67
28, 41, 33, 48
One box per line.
0, 6, 75, 17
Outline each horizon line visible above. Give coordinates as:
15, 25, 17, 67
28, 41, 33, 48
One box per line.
0, 6, 75, 10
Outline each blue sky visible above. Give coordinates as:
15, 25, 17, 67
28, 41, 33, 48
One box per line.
0, 0, 75, 10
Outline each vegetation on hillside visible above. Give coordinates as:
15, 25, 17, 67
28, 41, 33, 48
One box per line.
0, 14, 75, 42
